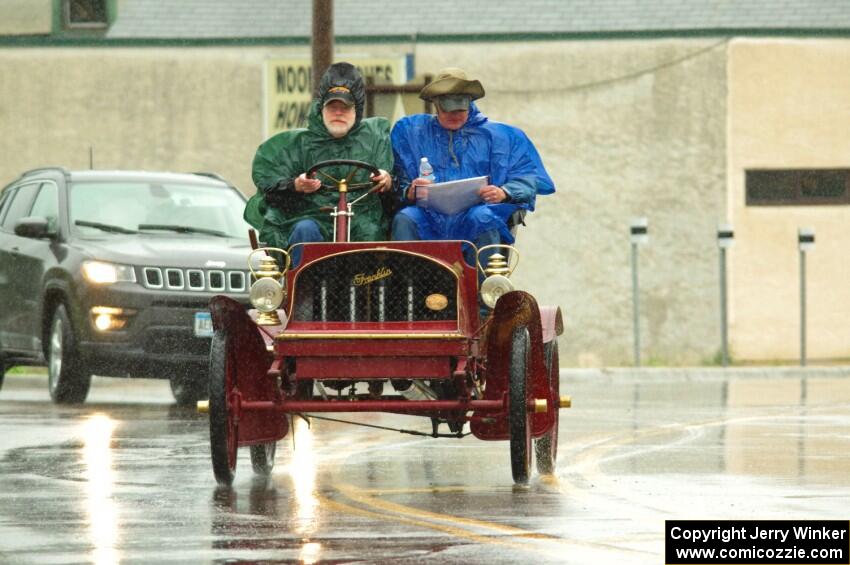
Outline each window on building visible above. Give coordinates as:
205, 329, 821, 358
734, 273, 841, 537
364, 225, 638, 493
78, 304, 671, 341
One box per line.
746, 169, 850, 206
64, 0, 108, 28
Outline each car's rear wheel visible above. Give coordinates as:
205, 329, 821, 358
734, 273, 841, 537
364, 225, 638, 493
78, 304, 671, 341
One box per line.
296, 379, 314, 399
535, 340, 560, 474
47, 304, 91, 404
169, 368, 208, 407
209, 330, 238, 486
509, 326, 532, 484
250, 442, 276, 475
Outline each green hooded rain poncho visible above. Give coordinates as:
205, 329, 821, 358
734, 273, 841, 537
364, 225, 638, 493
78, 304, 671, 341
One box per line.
244, 66, 393, 249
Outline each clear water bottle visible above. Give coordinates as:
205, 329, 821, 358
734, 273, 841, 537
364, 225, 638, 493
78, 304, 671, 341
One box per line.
419, 157, 435, 182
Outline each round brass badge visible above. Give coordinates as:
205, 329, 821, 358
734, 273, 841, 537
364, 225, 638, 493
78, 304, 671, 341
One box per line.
425, 293, 449, 311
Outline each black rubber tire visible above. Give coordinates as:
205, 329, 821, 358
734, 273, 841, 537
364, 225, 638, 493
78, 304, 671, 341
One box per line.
47, 304, 91, 404
0, 354, 6, 391
209, 330, 237, 486
169, 369, 208, 407
535, 341, 560, 475
250, 442, 277, 475
296, 379, 314, 399
509, 326, 532, 484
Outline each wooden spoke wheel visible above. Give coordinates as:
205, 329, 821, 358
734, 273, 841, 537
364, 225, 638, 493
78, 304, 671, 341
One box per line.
535, 340, 560, 474
509, 327, 533, 484
250, 442, 277, 475
209, 330, 238, 486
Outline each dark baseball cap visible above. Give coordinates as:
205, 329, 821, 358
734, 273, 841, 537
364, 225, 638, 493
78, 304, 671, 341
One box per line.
323, 85, 355, 107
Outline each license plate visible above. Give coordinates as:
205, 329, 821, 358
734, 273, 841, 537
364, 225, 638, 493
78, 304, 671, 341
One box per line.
194, 311, 213, 337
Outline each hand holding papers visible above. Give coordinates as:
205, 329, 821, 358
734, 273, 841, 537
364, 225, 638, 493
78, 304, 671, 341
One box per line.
415, 176, 488, 215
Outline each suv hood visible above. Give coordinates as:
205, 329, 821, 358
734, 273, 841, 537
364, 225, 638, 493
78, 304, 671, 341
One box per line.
73, 234, 253, 270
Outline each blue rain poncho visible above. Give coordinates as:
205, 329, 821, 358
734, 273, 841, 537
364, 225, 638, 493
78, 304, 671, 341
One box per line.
391, 103, 554, 243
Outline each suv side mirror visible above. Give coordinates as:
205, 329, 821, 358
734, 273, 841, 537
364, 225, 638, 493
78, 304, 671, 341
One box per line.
14, 216, 56, 239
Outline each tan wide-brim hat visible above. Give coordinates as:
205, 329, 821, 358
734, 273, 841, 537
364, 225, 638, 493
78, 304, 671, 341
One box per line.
419, 67, 485, 101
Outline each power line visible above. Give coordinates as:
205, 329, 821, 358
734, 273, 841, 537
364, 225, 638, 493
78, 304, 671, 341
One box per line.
490, 38, 730, 95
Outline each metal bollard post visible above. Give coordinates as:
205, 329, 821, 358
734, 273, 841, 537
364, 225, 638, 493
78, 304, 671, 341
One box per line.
717, 224, 734, 367
629, 218, 648, 367
798, 228, 815, 366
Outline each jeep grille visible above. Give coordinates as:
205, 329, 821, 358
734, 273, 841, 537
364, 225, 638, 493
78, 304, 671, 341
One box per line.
291, 250, 458, 322
141, 267, 249, 293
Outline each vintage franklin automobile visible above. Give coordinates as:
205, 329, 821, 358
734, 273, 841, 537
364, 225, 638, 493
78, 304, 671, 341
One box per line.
200, 159, 567, 485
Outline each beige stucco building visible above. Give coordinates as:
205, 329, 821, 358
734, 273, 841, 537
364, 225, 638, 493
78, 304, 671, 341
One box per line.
1, 1, 849, 366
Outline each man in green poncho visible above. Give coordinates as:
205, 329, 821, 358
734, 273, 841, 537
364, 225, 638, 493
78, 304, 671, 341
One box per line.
244, 62, 393, 263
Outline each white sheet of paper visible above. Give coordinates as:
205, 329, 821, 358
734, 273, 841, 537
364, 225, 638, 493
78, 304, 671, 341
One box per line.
415, 176, 487, 215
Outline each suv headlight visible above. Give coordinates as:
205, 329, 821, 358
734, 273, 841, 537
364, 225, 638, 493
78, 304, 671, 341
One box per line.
82, 261, 137, 284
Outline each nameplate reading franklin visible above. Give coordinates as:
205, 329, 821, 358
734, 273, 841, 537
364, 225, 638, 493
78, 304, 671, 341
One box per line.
352, 267, 392, 286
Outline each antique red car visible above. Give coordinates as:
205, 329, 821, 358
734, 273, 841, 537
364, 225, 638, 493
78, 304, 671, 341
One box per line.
199, 160, 567, 486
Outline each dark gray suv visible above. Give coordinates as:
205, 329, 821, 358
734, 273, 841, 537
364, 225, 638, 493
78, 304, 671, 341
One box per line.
0, 168, 252, 405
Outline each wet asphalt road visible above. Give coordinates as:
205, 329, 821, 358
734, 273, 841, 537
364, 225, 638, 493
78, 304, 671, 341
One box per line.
0, 369, 848, 564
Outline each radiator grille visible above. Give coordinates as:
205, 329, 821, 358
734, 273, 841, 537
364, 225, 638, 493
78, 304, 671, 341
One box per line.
291, 250, 457, 322
141, 267, 249, 293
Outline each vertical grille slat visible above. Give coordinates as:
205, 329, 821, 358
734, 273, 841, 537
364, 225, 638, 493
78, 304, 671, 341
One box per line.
228, 271, 246, 292
208, 270, 225, 291
143, 267, 163, 288
187, 269, 204, 290
165, 268, 184, 289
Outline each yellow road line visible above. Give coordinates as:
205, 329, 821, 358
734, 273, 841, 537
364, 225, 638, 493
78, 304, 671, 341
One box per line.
331, 482, 652, 559
336, 482, 551, 537
316, 494, 567, 559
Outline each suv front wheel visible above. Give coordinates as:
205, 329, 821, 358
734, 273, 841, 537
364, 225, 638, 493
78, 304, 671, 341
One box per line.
169, 368, 208, 407
48, 304, 92, 404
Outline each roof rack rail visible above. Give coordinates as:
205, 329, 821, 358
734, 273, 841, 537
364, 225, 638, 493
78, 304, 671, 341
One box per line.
190, 171, 227, 182
22, 166, 69, 177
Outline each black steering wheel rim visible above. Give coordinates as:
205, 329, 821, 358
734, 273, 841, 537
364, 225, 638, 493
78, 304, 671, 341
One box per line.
306, 159, 380, 191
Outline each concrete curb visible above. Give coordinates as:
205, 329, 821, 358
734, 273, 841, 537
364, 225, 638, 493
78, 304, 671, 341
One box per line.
560, 366, 850, 381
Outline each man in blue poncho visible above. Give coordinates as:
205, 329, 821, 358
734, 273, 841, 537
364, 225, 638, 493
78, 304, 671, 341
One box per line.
390, 67, 554, 266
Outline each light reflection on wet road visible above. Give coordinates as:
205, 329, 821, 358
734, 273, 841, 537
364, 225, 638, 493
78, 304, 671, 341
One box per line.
0, 369, 848, 563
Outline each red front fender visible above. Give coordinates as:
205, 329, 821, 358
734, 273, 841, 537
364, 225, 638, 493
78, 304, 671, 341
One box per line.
470, 291, 552, 441
209, 295, 288, 445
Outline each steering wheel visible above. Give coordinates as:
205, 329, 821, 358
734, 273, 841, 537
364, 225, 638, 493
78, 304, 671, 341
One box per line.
306, 159, 380, 191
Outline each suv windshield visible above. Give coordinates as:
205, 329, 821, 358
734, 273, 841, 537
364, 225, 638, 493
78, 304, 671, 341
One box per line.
69, 180, 250, 238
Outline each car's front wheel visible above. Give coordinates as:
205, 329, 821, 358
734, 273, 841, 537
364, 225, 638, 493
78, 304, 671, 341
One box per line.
169, 369, 208, 407
47, 304, 92, 404
250, 442, 276, 475
0, 353, 6, 391
509, 326, 532, 484
209, 330, 238, 486
534, 340, 559, 474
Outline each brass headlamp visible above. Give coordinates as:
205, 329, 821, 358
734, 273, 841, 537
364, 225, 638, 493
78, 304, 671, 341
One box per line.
248, 248, 290, 326
477, 245, 519, 310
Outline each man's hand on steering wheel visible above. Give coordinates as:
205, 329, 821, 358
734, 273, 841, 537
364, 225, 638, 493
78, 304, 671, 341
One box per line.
294, 173, 322, 193
370, 169, 392, 193
305, 159, 387, 193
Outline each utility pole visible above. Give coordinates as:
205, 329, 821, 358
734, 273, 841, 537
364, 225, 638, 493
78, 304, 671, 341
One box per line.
312, 0, 334, 94
798, 228, 815, 366
629, 217, 648, 367
716, 223, 734, 367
